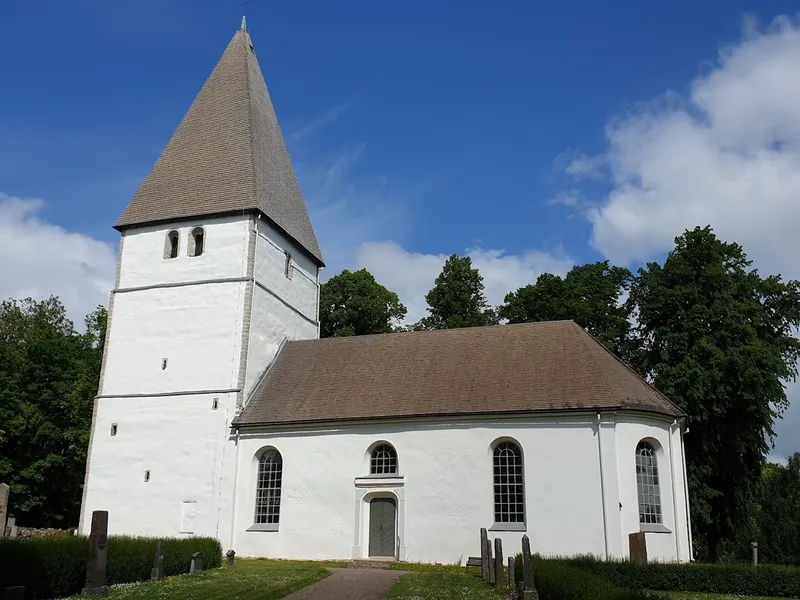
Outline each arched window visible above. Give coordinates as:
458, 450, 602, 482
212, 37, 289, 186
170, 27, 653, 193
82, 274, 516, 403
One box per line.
284, 251, 293, 279
189, 227, 205, 257
164, 230, 179, 259
493, 441, 525, 524
254, 449, 283, 526
636, 441, 662, 525
370, 443, 397, 475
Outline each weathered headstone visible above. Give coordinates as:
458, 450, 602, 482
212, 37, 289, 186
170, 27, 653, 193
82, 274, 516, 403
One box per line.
752, 541, 758, 567
508, 556, 515, 591
487, 539, 495, 585
4, 586, 26, 600
150, 539, 165, 581
480, 528, 490, 581
81, 510, 109, 596
629, 532, 647, 565
521, 534, 535, 590
190, 552, 204, 574
494, 538, 504, 587
226, 549, 236, 568
0, 484, 9, 538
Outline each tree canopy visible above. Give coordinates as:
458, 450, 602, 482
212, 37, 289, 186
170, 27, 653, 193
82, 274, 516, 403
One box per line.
500, 261, 633, 355
414, 254, 499, 330
627, 226, 800, 560
0, 297, 106, 528
319, 269, 407, 338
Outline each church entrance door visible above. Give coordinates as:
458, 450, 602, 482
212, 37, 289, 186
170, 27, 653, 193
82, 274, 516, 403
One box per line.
368, 497, 396, 558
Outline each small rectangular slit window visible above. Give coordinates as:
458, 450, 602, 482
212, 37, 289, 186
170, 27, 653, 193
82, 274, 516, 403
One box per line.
110, 423, 118, 436
284, 252, 293, 279
161, 358, 168, 370
144, 470, 151, 482
212, 398, 219, 410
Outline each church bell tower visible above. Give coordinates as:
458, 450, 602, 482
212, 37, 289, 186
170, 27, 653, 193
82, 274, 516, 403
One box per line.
78, 22, 324, 541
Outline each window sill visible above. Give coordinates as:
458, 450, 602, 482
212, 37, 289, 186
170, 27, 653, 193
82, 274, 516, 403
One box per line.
354, 476, 404, 488
640, 523, 671, 534
247, 523, 279, 532
489, 523, 527, 532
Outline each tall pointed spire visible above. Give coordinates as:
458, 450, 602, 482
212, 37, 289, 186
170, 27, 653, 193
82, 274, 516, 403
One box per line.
116, 25, 324, 266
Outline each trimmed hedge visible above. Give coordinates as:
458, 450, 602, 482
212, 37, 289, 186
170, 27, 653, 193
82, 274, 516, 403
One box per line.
0, 535, 222, 599
558, 555, 800, 598
513, 554, 651, 600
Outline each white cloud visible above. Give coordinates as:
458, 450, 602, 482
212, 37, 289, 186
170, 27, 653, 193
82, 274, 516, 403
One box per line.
561, 14, 800, 454
355, 241, 574, 324
0, 194, 117, 327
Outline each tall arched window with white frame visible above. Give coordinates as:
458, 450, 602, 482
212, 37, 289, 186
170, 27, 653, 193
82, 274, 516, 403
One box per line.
492, 440, 525, 525
636, 441, 662, 525
254, 449, 283, 527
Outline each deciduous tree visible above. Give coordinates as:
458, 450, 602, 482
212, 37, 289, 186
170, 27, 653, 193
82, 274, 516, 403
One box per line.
627, 226, 800, 561
319, 269, 407, 337
500, 261, 633, 355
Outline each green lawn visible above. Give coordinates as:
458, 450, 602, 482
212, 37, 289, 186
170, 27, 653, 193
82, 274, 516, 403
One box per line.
652, 592, 788, 600
63, 559, 347, 600
386, 570, 510, 600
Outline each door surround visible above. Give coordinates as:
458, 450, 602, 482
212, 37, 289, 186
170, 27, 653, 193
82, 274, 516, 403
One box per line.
352, 476, 406, 560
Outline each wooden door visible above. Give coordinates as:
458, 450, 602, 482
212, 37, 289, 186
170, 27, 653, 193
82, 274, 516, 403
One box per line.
368, 498, 396, 558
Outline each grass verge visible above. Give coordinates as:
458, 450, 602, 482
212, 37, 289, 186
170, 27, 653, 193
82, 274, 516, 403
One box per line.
653, 592, 790, 600
61, 559, 345, 600
386, 571, 509, 600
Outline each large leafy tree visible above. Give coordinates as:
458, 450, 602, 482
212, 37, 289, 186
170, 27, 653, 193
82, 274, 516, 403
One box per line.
0, 297, 106, 527
319, 269, 407, 337
752, 453, 800, 564
415, 254, 498, 330
500, 261, 633, 355
627, 226, 800, 561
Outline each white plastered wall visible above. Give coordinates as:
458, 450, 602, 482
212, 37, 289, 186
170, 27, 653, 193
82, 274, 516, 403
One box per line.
229, 413, 691, 565
80, 214, 320, 540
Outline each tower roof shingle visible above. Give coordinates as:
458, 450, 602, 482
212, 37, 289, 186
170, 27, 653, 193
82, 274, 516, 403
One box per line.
116, 26, 324, 266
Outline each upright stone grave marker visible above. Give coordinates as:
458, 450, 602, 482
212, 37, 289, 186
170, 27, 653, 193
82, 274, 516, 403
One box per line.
508, 556, 516, 592
629, 532, 647, 565
151, 539, 165, 581
521, 534, 539, 600
487, 538, 496, 585
0, 483, 9, 538
190, 552, 204, 574
81, 510, 109, 596
494, 538, 504, 587
480, 528, 490, 581
226, 549, 236, 568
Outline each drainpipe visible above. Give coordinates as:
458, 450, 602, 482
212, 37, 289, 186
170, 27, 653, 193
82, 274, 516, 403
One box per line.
681, 424, 694, 561
597, 412, 610, 559
229, 427, 241, 551
668, 420, 680, 561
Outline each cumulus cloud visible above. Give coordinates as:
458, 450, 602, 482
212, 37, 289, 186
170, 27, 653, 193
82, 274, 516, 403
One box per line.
0, 194, 117, 326
560, 14, 800, 454
355, 241, 574, 324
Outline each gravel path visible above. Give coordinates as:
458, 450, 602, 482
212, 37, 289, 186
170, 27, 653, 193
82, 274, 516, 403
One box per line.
281, 568, 404, 600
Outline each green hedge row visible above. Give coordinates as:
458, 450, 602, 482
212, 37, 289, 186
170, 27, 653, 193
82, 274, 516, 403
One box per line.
0, 535, 222, 599
513, 554, 651, 600
558, 555, 800, 598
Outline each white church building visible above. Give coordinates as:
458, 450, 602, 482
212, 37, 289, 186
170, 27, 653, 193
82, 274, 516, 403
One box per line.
78, 23, 694, 564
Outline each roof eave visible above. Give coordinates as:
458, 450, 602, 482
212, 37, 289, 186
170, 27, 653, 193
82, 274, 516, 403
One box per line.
114, 208, 325, 267
231, 405, 683, 430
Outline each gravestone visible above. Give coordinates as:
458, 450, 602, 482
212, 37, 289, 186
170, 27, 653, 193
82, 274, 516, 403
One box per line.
487, 539, 495, 585
751, 541, 758, 567
480, 528, 490, 581
150, 539, 165, 581
629, 532, 647, 565
81, 510, 109, 596
521, 534, 534, 589
508, 556, 515, 591
494, 538, 504, 587
4, 587, 25, 600
0, 484, 8, 538
226, 549, 236, 568
190, 552, 204, 574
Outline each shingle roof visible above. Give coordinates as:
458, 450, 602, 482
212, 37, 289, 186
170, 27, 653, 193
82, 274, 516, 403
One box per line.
233, 320, 683, 428
116, 26, 324, 266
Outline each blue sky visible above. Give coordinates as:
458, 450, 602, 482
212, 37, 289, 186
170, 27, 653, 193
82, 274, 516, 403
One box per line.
2, 0, 800, 458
